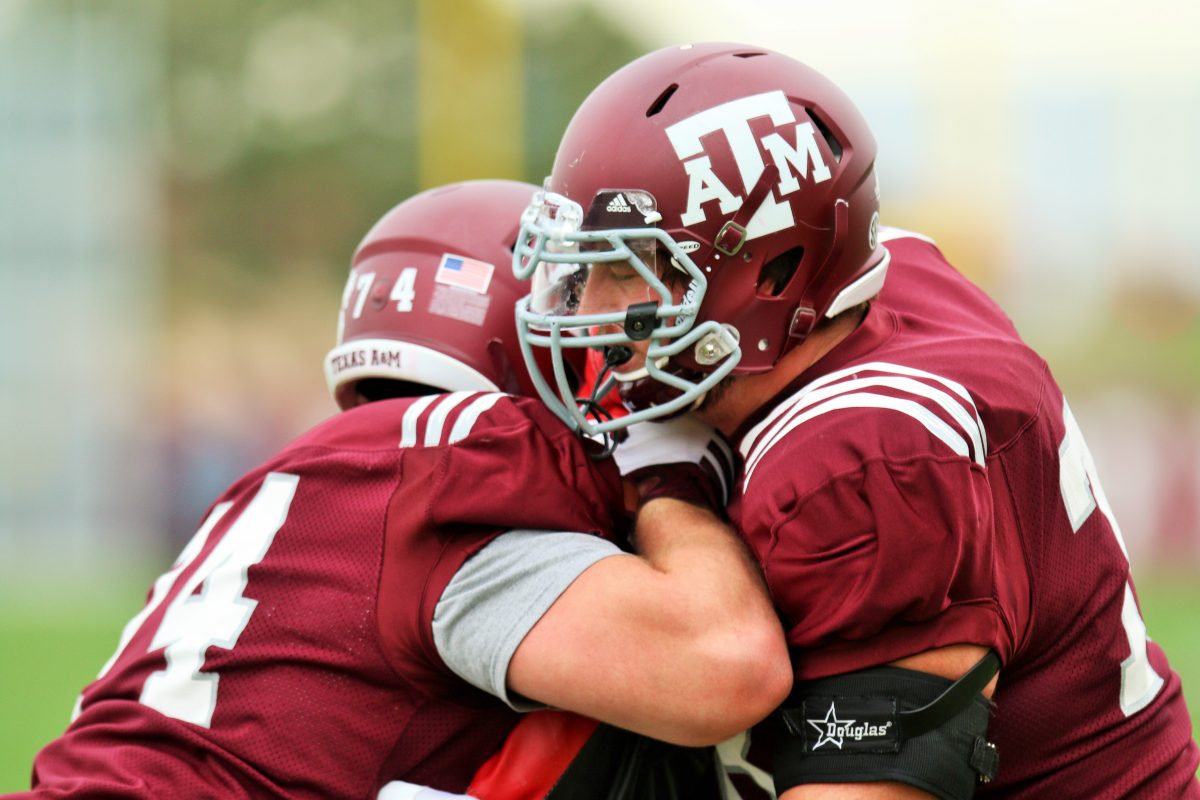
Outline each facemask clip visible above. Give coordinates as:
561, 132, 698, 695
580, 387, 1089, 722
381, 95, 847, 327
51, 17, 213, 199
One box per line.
694, 324, 740, 366
624, 301, 660, 341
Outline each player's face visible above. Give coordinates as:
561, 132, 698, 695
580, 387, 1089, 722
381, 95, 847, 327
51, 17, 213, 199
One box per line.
575, 262, 654, 317
575, 240, 682, 376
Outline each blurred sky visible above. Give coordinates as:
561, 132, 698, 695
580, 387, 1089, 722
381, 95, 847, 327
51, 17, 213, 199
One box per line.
1, 0, 1198, 594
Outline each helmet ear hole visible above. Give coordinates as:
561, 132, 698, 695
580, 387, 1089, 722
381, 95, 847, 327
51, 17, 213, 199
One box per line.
757, 246, 805, 298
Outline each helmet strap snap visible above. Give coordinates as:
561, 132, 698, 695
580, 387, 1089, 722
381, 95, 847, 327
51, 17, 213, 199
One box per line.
788, 306, 818, 341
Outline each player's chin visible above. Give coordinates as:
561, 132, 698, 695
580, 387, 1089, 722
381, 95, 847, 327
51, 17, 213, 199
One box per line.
616, 361, 648, 380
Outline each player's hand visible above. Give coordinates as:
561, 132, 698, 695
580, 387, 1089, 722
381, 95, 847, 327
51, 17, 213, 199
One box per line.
611, 415, 738, 515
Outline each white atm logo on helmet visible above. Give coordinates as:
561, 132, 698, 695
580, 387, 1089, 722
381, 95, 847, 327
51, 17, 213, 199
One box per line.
665, 90, 832, 239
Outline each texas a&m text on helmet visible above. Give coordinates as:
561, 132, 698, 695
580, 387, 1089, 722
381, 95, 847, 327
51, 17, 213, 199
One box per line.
513, 43, 888, 435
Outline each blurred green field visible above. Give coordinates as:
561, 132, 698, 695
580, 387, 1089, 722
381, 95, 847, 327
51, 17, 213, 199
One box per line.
2, 569, 1198, 791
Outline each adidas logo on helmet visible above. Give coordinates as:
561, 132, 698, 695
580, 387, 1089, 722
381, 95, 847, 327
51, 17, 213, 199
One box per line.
606, 193, 632, 213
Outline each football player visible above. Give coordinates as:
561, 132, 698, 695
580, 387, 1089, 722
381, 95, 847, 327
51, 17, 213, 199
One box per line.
513, 43, 1200, 799
22, 180, 791, 798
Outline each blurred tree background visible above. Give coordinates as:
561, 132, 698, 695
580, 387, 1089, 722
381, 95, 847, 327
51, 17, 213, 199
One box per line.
0, 1, 644, 780
1, 0, 644, 567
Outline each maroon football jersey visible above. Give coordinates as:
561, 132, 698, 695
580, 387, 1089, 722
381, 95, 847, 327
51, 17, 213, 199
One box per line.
730, 230, 1199, 798
24, 392, 623, 799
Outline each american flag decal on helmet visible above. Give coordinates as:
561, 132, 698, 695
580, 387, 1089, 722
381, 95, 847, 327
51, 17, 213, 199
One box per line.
435, 254, 495, 295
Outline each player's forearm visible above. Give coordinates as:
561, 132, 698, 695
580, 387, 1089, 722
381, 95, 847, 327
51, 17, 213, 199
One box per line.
627, 497, 793, 741
508, 498, 790, 745
633, 497, 775, 627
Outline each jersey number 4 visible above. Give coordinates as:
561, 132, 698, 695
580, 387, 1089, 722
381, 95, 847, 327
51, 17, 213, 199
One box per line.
77, 472, 299, 728
1058, 400, 1163, 717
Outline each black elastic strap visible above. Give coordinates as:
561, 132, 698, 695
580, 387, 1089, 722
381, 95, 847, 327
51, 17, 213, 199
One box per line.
774, 652, 1001, 800
896, 651, 999, 739
778, 651, 999, 743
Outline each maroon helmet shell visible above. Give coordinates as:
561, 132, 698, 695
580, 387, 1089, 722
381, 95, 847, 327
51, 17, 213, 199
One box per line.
325, 180, 578, 409
546, 42, 888, 374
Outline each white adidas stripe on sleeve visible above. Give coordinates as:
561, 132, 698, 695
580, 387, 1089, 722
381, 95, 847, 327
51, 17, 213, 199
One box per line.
447, 393, 506, 444
399, 391, 507, 449
422, 391, 476, 447
740, 362, 988, 490
399, 394, 440, 449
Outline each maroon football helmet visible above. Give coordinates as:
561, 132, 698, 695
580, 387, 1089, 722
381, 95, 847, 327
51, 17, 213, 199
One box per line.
514, 43, 888, 433
326, 180, 578, 410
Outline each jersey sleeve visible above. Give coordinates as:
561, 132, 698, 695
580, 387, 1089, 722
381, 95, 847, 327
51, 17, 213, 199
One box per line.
374, 393, 627, 696
432, 529, 625, 709
760, 453, 1015, 679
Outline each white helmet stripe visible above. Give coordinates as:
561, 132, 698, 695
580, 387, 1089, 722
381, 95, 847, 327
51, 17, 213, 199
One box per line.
325, 338, 499, 403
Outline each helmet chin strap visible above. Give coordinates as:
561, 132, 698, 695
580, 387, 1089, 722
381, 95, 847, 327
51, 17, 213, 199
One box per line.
698, 164, 780, 266
570, 345, 636, 457
589, 345, 632, 404
604, 344, 634, 367
591, 345, 683, 407
615, 362, 709, 418
658, 165, 777, 379
788, 198, 849, 342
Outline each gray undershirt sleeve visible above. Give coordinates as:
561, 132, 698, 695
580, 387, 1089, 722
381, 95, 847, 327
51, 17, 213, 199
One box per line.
432, 529, 625, 711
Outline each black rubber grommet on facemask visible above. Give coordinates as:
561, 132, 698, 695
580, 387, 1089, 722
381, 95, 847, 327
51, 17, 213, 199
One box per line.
623, 301, 661, 341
